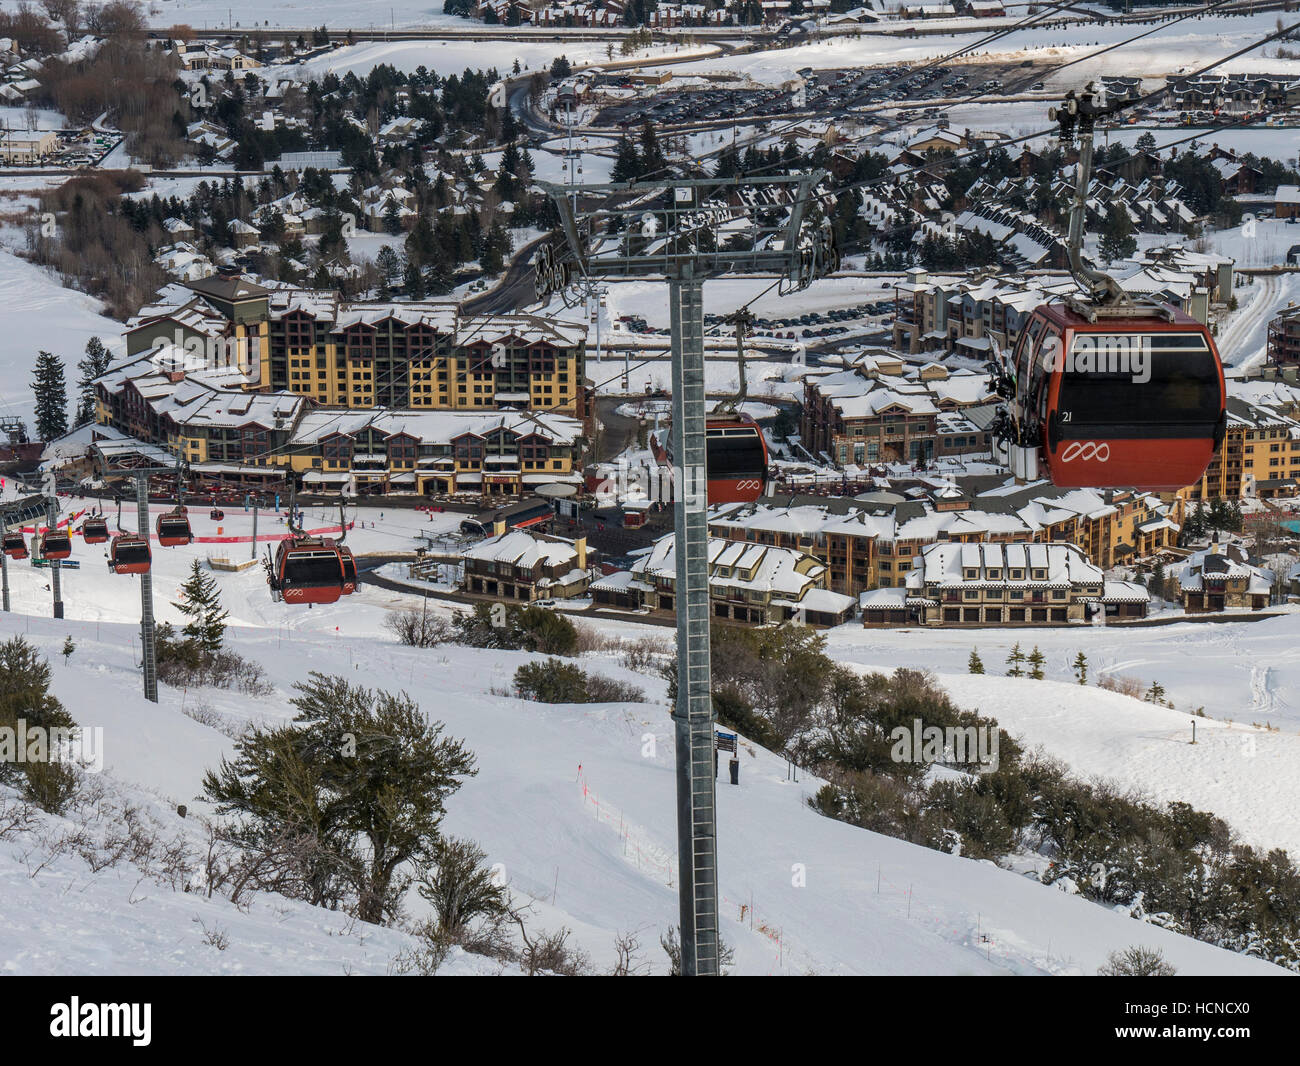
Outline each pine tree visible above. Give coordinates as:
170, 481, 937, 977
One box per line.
1098, 203, 1137, 264
173, 560, 229, 656
1152, 560, 1166, 603
638, 119, 664, 175
1027, 646, 1046, 680
1072, 651, 1088, 685
968, 648, 985, 674
62, 636, 75, 664
1145, 680, 1166, 704
1006, 643, 1025, 677
32, 350, 68, 442
375, 244, 401, 286
611, 135, 640, 183
74, 337, 111, 427
404, 260, 426, 299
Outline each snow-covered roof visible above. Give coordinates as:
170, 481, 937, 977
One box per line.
461, 529, 579, 569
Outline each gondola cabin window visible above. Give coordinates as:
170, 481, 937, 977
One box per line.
1051, 332, 1221, 432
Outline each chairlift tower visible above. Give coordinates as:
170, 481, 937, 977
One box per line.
534, 173, 838, 974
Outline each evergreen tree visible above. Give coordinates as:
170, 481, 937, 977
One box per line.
383, 200, 403, 236
1098, 203, 1137, 264
968, 648, 985, 674
0, 637, 78, 811
173, 560, 230, 656
32, 350, 68, 442
1006, 643, 1025, 678
479, 219, 511, 275
74, 337, 111, 427
638, 120, 664, 175
1027, 646, 1046, 680
1145, 680, 1166, 704
611, 135, 640, 183
376, 244, 402, 287
1152, 560, 1166, 602
62, 636, 75, 664
404, 260, 426, 298
202, 672, 477, 923
1072, 651, 1088, 686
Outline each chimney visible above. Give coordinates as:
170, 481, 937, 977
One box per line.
575, 534, 587, 571
492, 517, 507, 537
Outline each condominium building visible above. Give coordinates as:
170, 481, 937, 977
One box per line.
708, 481, 1183, 599
862, 541, 1146, 627
122, 273, 589, 423
591, 534, 856, 627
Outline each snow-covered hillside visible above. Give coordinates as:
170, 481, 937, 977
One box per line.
0, 250, 122, 437
0, 600, 1286, 976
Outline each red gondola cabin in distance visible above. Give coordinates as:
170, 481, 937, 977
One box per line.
82, 515, 109, 544
2, 530, 27, 559
108, 534, 151, 575
651, 414, 770, 505
156, 508, 193, 547
40, 528, 72, 560
1011, 303, 1226, 492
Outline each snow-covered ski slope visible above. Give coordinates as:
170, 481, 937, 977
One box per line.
0, 251, 123, 438
0, 582, 1284, 972
0, 603, 1287, 976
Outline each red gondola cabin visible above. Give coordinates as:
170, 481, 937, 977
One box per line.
156, 509, 193, 547
1011, 304, 1226, 491
652, 414, 771, 505
82, 516, 109, 544
108, 534, 151, 575
269, 540, 348, 605
40, 529, 72, 560
2, 531, 28, 560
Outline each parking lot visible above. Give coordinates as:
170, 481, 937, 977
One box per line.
591, 59, 1042, 131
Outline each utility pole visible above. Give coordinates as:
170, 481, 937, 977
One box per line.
251, 496, 259, 560
534, 172, 837, 975
46, 495, 62, 619
136, 472, 158, 703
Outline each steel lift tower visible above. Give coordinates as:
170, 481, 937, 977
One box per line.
534, 174, 838, 974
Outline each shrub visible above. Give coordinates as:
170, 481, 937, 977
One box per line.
203, 672, 477, 924
155, 624, 271, 695
513, 659, 646, 704
582, 673, 647, 704
514, 659, 588, 703
1097, 674, 1145, 699
659, 925, 735, 976
1098, 946, 1176, 976
452, 603, 578, 656
416, 836, 509, 937
619, 637, 670, 673
385, 606, 453, 648
572, 622, 618, 656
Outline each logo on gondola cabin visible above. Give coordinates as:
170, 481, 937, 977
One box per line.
1061, 441, 1110, 463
